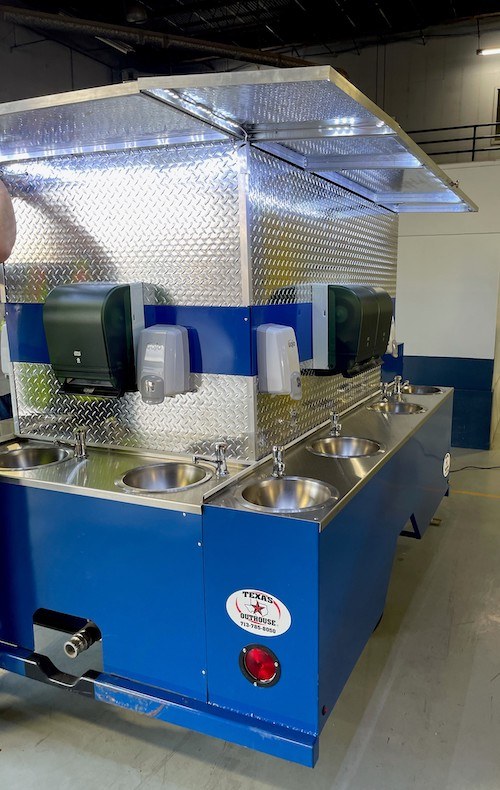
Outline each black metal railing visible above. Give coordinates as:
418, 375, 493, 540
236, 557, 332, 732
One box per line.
408, 122, 500, 161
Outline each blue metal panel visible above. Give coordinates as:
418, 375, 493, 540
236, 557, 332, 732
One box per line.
0, 484, 207, 700
317, 399, 451, 725
402, 394, 452, 534
403, 355, 494, 392
5, 302, 254, 376
317, 454, 409, 729
0, 642, 318, 766
146, 305, 252, 375
451, 389, 492, 450
5, 302, 316, 375
202, 506, 320, 734
5, 303, 49, 364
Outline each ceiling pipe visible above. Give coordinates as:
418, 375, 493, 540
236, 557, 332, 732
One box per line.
0, 4, 312, 68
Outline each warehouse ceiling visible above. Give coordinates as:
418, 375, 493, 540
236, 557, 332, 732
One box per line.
1, 1, 500, 74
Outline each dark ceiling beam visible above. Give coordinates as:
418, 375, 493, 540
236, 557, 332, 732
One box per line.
0, 4, 312, 67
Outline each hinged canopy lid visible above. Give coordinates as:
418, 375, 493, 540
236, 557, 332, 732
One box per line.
0, 66, 476, 213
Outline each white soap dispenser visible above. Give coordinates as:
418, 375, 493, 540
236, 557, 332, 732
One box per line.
257, 324, 302, 400
137, 325, 190, 404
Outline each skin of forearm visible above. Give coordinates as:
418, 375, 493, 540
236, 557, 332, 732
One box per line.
0, 181, 16, 261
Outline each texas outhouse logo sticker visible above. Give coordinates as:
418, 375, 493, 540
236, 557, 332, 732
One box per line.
226, 589, 292, 637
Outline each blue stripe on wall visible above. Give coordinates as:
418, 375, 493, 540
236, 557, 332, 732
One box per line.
6, 302, 314, 377
402, 354, 494, 450
146, 305, 252, 375
5, 303, 48, 365
403, 356, 494, 392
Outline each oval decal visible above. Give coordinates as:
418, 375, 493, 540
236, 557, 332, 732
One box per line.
226, 588, 292, 637
443, 452, 451, 478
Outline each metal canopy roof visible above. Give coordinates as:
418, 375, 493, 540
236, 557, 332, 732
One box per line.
0, 66, 477, 213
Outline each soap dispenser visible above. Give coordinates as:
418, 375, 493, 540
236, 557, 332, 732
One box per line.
256, 324, 302, 400
137, 325, 190, 404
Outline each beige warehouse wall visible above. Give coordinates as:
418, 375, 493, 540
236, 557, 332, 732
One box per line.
0, 20, 112, 102
398, 161, 500, 443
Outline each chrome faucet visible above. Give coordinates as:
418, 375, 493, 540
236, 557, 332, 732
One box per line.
393, 375, 403, 397
272, 445, 285, 479
73, 426, 88, 460
330, 413, 342, 437
193, 441, 229, 478
381, 382, 390, 401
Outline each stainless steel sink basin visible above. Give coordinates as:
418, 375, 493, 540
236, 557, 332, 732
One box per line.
402, 385, 442, 395
118, 462, 212, 493
307, 436, 384, 458
368, 401, 427, 415
239, 476, 339, 513
0, 444, 71, 471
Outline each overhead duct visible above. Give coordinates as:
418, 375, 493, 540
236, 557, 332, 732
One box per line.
0, 4, 312, 68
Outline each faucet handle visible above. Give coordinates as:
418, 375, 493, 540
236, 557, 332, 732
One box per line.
381, 382, 389, 399
214, 441, 228, 477
73, 425, 88, 459
330, 412, 342, 436
272, 445, 285, 479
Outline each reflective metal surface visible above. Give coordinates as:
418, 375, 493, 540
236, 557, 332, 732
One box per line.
0, 442, 70, 470
0, 388, 451, 522
307, 436, 384, 458
3, 143, 243, 307
402, 385, 442, 395
0, 439, 245, 515
119, 462, 212, 493
13, 362, 255, 462
210, 388, 452, 527
6, 140, 391, 462
239, 476, 339, 513
367, 401, 427, 415
0, 68, 476, 210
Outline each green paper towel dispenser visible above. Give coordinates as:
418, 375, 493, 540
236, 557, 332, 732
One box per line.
43, 282, 144, 397
311, 284, 393, 376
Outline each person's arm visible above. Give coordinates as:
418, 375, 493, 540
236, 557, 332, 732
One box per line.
0, 180, 16, 261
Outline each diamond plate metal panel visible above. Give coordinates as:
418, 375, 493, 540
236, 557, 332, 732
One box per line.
0, 91, 226, 161
3, 142, 244, 306
165, 79, 381, 130
332, 166, 443, 197
6, 140, 396, 462
256, 367, 381, 456
247, 147, 394, 457
12, 363, 254, 462
248, 146, 398, 304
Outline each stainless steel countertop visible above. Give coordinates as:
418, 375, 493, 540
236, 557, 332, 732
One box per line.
0, 388, 452, 520
206, 388, 453, 530
0, 441, 248, 516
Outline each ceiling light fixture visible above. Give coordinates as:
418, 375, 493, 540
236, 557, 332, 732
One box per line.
477, 47, 500, 56
95, 37, 135, 54
475, 19, 500, 57
126, 2, 148, 24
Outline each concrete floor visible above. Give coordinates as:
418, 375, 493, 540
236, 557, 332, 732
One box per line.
1, 444, 500, 789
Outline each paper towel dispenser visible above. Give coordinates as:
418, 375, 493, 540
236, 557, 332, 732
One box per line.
311, 284, 393, 377
365, 286, 393, 359
43, 282, 144, 397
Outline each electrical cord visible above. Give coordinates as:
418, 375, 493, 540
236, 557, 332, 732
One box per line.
450, 465, 500, 473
